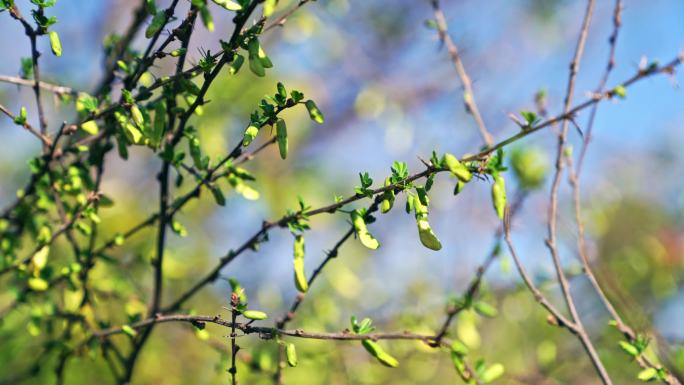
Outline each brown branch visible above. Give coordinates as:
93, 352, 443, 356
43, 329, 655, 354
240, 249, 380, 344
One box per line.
7, 4, 50, 152
0, 75, 78, 96
502, 208, 575, 329
543, 2, 614, 384
263, 0, 312, 32
92, 313, 441, 345
0, 103, 51, 146
430, 0, 494, 147
577, 0, 622, 174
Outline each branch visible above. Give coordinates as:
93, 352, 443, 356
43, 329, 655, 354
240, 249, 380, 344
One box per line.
7, 3, 50, 151
0, 75, 78, 96
430, 0, 494, 146
92, 313, 442, 346
542, 2, 614, 384
0, 103, 51, 146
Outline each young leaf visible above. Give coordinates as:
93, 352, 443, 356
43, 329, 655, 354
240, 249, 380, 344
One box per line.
413, 198, 442, 251
145, 11, 166, 38
121, 325, 138, 337
444, 153, 472, 182
474, 301, 498, 318
229, 53, 244, 75
263, 0, 277, 17
304, 100, 324, 124
211, 0, 242, 11
242, 310, 268, 320
351, 209, 380, 250
209, 185, 226, 206
293, 235, 308, 292
80, 120, 99, 135
619, 341, 639, 357
286, 343, 298, 367
480, 363, 505, 383
49, 31, 62, 57
380, 177, 395, 214
276, 119, 288, 159
361, 340, 399, 368
199, 5, 214, 32
27, 277, 49, 291
242, 125, 259, 146
491, 174, 506, 219
130, 104, 145, 128
637, 368, 658, 382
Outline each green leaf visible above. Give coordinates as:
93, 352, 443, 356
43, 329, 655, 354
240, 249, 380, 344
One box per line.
380, 177, 395, 214
146, 0, 157, 15
171, 220, 188, 237
480, 363, 505, 383
276, 119, 288, 159
21, 57, 33, 79
130, 104, 145, 128
145, 11, 166, 38
200, 5, 214, 32
248, 52, 265, 76
27, 277, 49, 291
361, 340, 398, 368
80, 120, 99, 135
13, 106, 27, 125
49, 31, 62, 57
242, 125, 259, 146
242, 310, 268, 320
121, 325, 138, 337
228, 53, 244, 75
414, 198, 441, 251
491, 175, 506, 219
613, 84, 627, 99
619, 341, 639, 357
286, 343, 298, 367
450, 339, 469, 356
474, 301, 498, 318
351, 209, 380, 250
31, 246, 50, 271
210, 185, 225, 206
211, 0, 242, 11
304, 100, 324, 124
637, 368, 658, 382
444, 153, 472, 182
520, 110, 539, 126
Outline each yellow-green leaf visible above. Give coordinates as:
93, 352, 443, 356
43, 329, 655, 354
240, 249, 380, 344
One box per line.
49, 31, 62, 57
304, 100, 324, 124
286, 343, 298, 367
242, 310, 268, 320
80, 120, 99, 135
444, 153, 472, 182
211, 0, 242, 11
276, 119, 288, 159
491, 175, 506, 219
28, 277, 49, 291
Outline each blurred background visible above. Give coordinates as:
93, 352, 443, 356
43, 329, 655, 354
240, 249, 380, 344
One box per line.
1, 0, 683, 384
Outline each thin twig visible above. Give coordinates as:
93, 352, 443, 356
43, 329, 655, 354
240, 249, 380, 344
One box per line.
430, 0, 494, 146
0, 75, 78, 96
0, 103, 51, 146
545, 2, 613, 384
